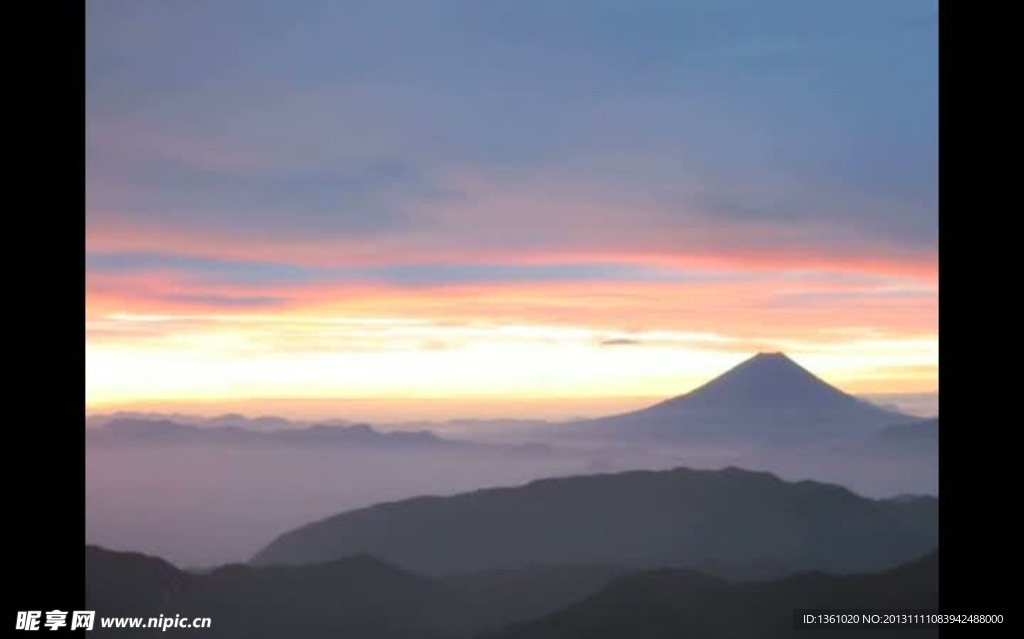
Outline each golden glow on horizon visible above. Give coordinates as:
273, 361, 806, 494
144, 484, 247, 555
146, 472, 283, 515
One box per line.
86, 312, 937, 417
85, 255, 938, 420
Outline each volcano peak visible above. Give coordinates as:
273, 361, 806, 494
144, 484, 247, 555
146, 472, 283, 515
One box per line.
576, 352, 912, 439
676, 352, 839, 406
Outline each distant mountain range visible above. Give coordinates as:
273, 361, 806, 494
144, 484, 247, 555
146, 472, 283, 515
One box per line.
85, 411, 555, 438
84, 418, 554, 456
252, 466, 936, 576
86, 412, 350, 431
880, 417, 938, 442
559, 352, 912, 443
829, 417, 937, 461
85, 418, 478, 450
87, 544, 937, 639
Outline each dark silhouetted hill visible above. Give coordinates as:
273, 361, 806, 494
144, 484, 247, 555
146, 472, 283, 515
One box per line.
251, 466, 936, 575
480, 550, 939, 639
444, 565, 625, 634
86, 546, 622, 639
88, 545, 937, 639
86, 545, 190, 615
88, 545, 465, 638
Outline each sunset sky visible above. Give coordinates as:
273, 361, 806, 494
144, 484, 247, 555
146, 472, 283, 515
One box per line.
86, 1, 937, 421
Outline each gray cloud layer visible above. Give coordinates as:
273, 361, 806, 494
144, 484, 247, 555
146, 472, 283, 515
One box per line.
87, 0, 937, 262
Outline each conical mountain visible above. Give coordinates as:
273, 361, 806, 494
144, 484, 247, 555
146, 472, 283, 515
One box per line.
572, 352, 908, 441
655, 352, 867, 409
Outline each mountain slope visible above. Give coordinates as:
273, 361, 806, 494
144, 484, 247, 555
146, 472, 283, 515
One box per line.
563, 352, 910, 442
481, 550, 939, 639
251, 466, 937, 575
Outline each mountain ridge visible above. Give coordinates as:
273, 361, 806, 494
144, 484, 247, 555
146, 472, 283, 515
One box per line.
251, 465, 937, 575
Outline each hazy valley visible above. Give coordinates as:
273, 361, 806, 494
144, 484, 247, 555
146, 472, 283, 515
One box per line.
87, 354, 937, 569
